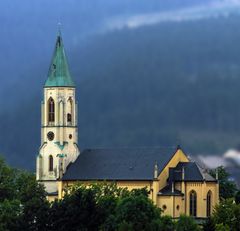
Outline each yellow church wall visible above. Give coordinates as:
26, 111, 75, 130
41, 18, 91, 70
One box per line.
185, 181, 218, 218
56, 148, 218, 219
205, 182, 219, 215
158, 149, 189, 191
46, 195, 58, 202
185, 182, 204, 217
116, 181, 151, 190
158, 195, 184, 217
158, 181, 218, 218
158, 196, 173, 216
174, 196, 184, 217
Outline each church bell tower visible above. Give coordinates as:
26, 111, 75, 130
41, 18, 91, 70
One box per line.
36, 31, 80, 193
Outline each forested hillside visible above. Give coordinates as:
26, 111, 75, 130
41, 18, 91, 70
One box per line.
2, 14, 240, 169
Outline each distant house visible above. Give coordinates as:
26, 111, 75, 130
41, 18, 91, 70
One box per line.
36, 31, 219, 219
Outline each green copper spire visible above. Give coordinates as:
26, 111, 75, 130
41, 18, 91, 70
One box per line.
45, 31, 75, 87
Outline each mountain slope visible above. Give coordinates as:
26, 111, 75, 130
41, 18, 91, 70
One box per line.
2, 15, 240, 169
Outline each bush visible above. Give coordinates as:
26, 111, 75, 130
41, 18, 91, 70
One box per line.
213, 198, 240, 231
215, 223, 230, 231
158, 215, 175, 231
202, 217, 215, 231
115, 194, 161, 231
176, 215, 199, 231
235, 190, 240, 204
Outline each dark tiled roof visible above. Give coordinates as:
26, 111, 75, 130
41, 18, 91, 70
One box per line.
158, 185, 184, 196
172, 162, 216, 182
62, 147, 179, 181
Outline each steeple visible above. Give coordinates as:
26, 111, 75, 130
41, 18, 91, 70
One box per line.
45, 30, 75, 87
37, 29, 80, 193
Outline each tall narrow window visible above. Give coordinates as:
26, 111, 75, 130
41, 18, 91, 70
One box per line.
48, 97, 55, 123
206, 191, 212, 217
67, 113, 72, 122
67, 98, 73, 125
189, 190, 197, 217
49, 155, 53, 171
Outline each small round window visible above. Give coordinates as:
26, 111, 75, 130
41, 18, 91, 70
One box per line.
69, 134, 72, 139
162, 205, 167, 210
176, 205, 180, 210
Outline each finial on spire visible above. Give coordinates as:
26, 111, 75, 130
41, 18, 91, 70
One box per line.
154, 161, 158, 179
57, 22, 62, 36
182, 166, 185, 180
216, 168, 219, 181
176, 133, 181, 149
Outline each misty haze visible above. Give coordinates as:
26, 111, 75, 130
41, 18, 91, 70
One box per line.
1, 0, 240, 181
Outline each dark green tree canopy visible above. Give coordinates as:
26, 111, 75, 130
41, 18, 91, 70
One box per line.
209, 166, 237, 199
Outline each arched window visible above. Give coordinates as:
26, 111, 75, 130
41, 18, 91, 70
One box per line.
189, 190, 197, 217
48, 97, 55, 123
67, 98, 73, 124
59, 100, 64, 125
206, 191, 212, 217
49, 155, 53, 171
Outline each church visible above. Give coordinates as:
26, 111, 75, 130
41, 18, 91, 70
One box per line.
36, 31, 219, 219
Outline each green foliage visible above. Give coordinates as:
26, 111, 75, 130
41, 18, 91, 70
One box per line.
209, 166, 237, 199
213, 198, 240, 231
115, 194, 161, 231
235, 190, 240, 204
49, 183, 158, 231
0, 199, 21, 231
49, 188, 100, 231
215, 223, 230, 231
118, 221, 133, 231
16, 172, 49, 230
176, 215, 199, 231
0, 157, 17, 201
0, 156, 49, 231
158, 215, 175, 231
4, 157, 240, 231
202, 217, 215, 231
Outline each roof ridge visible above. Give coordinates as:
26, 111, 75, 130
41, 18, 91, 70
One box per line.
195, 162, 206, 180
84, 146, 178, 150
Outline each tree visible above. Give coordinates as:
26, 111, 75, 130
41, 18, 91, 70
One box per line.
235, 190, 240, 204
0, 199, 21, 231
67, 183, 152, 231
115, 194, 161, 231
209, 166, 237, 199
158, 215, 175, 231
215, 223, 230, 231
15, 171, 50, 231
49, 187, 101, 231
213, 198, 240, 231
0, 157, 17, 201
202, 217, 215, 231
0, 156, 50, 231
176, 215, 199, 231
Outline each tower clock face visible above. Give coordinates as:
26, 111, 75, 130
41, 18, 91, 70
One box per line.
47, 131, 54, 141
